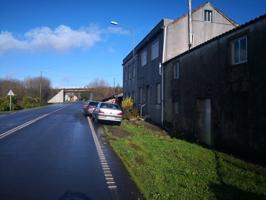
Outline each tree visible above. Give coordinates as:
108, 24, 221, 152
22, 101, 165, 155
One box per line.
0, 78, 25, 103
0, 76, 53, 108
23, 76, 52, 102
85, 78, 115, 100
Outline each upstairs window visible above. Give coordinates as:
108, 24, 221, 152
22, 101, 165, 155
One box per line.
204, 10, 212, 22
128, 66, 131, 80
133, 63, 136, 78
173, 62, 180, 79
232, 36, 247, 65
151, 40, 159, 60
141, 50, 147, 66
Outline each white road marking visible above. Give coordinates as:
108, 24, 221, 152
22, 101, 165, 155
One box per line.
108, 185, 117, 189
0, 106, 68, 140
107, 181, 116, 184
87, 117, 118, 190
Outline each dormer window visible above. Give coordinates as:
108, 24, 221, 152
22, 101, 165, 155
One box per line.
204, 10, 212, 22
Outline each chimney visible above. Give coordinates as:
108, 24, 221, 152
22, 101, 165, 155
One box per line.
188, 0, 193, 49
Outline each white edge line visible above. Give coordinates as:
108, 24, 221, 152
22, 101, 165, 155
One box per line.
87, 117, 118, 190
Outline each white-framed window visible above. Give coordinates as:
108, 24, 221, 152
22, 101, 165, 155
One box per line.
204, 10, 212, 22
173, 62, 180, 79
141, 49, 147, 66
156, 83, 161, 104
174, 101, 179, 114
232, 36, 247, 65
151, 40, 159, 60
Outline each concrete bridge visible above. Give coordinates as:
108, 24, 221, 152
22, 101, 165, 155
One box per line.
48, 88, 91, 103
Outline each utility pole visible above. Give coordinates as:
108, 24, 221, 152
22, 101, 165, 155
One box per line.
113, 77, 116, 95
40, 71, 42, 105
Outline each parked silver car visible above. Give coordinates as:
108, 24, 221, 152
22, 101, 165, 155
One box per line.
83, 101, 99, 116
92, 102, 123, 125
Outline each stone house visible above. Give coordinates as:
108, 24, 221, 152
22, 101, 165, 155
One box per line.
163, 14, 266, 157
123, 2, 237, 125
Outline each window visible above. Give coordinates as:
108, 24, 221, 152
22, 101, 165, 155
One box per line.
174, 101, 179, 114
232, 36, 247, 65
133, 63, 136, 78
124, 67, 127, 81
173, 62, 180, 79
100, 103, 120, 110
141, 50, 147, 66
156, 83, 161, 104
128, 66, 131, 80
151, 40, 159, 60
204, 10, 212, 22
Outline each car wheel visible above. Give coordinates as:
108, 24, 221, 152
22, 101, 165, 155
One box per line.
94, 117, 98, 124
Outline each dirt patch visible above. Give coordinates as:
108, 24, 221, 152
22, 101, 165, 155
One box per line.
129, 140, 142, 151
107, 125, 131, 138
142, 121, 162, 132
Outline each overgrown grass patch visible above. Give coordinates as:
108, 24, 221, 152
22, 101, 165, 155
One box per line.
105, 121, 266, 200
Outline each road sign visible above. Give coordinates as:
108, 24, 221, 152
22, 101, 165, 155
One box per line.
7, 90, 15, 96
7, 90, 15, 112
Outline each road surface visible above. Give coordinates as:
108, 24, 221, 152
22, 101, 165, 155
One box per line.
0, 103, 140, 200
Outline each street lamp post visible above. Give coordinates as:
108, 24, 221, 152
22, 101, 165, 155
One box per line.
110, 21, 136, 56
110, 21, 136, 98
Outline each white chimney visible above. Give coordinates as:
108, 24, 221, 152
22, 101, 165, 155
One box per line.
188, 0, 193, 49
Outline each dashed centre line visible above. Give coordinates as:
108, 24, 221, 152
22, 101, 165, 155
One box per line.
0, 106, 68, 140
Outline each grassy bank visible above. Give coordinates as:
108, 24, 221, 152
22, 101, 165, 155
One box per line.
104, 121, 266, 200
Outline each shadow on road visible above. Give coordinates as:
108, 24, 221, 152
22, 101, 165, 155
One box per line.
58, 191, 92, 200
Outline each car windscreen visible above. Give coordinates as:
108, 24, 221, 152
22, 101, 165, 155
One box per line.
100, 103, 120, 110
89, 101, 99, 106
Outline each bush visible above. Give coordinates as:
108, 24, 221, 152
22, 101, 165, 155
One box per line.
121, 97, 138, 119
0, 96, 20, 111
22, 96, 40, 108
0, 96, 10, 111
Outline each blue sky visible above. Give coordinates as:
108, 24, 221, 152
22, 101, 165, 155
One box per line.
1, 0, 265, 88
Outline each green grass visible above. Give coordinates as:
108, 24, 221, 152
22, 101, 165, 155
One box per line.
105, 121, 266, 200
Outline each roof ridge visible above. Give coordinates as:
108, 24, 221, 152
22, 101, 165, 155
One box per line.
169, 2, 238, 26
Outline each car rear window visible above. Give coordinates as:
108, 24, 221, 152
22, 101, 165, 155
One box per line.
89, 101, 99, 106
100, 103, 120, 110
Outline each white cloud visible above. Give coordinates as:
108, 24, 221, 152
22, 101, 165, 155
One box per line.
0, 32, 28, 52
0, 25, 101, 53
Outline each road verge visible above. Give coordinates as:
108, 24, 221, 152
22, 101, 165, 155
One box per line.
104, 121, 266, 200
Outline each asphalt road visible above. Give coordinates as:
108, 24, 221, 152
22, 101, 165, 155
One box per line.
0, 103, 141, 200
